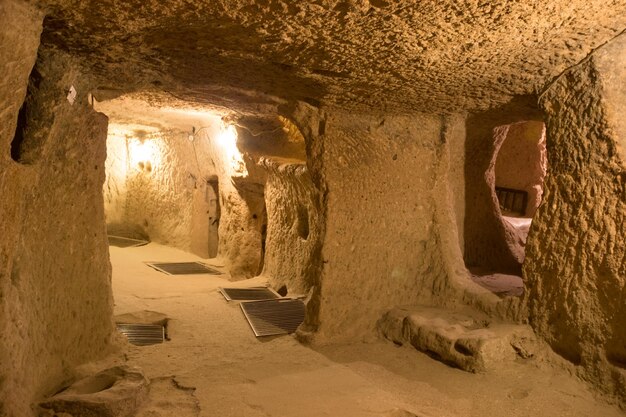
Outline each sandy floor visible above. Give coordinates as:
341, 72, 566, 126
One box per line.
468, 267, 524, 297
110, 243, 624, 417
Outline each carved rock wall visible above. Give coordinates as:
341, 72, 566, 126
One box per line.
296, 109, 484, 341
0, 11, 115, 414
262, 159, 323, 296
104, 121, 266, 278
524, 33, 626, 404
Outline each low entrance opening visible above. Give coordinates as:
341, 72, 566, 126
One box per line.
469, 120, 547, 297
494, 121, 547, 253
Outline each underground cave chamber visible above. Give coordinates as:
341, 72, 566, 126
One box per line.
1, 1, 626, 416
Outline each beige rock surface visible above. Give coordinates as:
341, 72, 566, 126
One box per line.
38, 366, 149, 417
291, 109, 509, 341
102, 115, 269, 278
105, 125, 202, 250
0, 42, 115, 417
524, 32, 626, 405
105, 243, 625, 417
31, 0, 626, 114
2, 0, 626, 412
114, 310, 169, 327
311, 111, 450, 341
378, 306, 537, 373
261, 158, 323, 297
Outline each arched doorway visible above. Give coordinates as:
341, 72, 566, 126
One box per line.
467, 119, 547, 297
493, 121, 547, 262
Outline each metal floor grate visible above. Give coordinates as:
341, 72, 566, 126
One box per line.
240, 299, 305, 337
145, 261, 221, 275
108, 235, 149, 248
116, 323, 165, 346
219, 287, 280, 301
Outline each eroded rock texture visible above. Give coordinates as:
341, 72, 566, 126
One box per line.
378, 306, 537, 373
2, 0, 626, 412
31, 0, 626, 114
262, 159, 323, 297
105, 127, 200, 249
39, 366, 149, 417
524, 33, 626, 402
0, 7, 115, 415
103, 119, 267, 278
289, 109, 487, 341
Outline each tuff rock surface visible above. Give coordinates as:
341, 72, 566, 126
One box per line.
32, 0, 626, 114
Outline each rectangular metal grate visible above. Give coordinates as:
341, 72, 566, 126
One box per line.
116, 323, 165, 346
108, 235, 149, 248
219, 287, 280, 301
145, 261, 221, 275
495, 187, 528, 216
240, 299, 305, 337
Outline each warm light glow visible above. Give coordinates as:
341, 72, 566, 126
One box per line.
217, 124, 247, 176
218, 124, 238, 144
129, 139, 159, 172
129, 141, 151, 164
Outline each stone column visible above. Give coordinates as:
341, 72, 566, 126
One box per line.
524, 33, 626, 402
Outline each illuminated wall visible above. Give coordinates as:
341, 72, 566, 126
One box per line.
103, 119, 266, 278
104, 124, 196, 247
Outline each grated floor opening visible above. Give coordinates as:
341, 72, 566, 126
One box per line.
108, 235, 149, 248
219, 287, 280, 301
145, 261, 221, 275
240, 299, 305, 337
116, 323, 165, 346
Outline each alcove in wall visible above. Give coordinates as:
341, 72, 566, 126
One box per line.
494, 121, 547, 255
468, 120, 547, 297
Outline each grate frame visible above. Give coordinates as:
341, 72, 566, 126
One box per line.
240, 299, 305, 337
145, 261, 222, 275
116, 323, 165, 346
495, 186, 528, 216
108, 235, 149, 248
219, 287, 280, 301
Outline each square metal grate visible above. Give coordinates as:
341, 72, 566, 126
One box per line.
145, 261, 221, 275
116, 323, 165, 346
240, 299, 305, 337
219, 287, 280, 301
108, 235, 149, 248
495, 187, 528, 216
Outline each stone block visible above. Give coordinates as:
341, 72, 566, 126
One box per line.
39, 366, 149, 417
378, 306, 536, 372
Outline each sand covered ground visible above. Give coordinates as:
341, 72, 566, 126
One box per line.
107, 243, 624, 417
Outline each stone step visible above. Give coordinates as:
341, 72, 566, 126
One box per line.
377, 306, 537, 373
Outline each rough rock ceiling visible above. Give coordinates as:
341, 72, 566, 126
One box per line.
37, 0, 626, 115
93, 94, 228, 130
